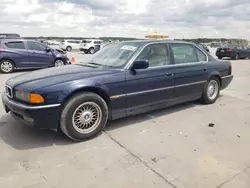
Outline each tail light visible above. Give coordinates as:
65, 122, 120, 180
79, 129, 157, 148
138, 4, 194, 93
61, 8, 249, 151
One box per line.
227, 48, 232, 52
228, 63, 232, 75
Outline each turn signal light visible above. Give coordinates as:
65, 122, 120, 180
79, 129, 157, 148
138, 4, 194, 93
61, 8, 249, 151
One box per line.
29, 93, 44, 104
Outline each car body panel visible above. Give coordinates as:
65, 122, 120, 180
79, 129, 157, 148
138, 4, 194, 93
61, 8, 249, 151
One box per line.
2, 40, 234, 131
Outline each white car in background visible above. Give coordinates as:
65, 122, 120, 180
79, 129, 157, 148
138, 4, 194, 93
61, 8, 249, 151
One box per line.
59, 40, 81, 51
80, 39, 103, 54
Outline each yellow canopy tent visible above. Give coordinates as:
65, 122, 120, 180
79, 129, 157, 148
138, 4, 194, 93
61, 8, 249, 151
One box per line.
145, 32, 169, 39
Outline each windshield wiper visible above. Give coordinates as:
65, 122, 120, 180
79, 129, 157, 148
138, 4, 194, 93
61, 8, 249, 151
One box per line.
87, 62, 114, 68
87, 62, 104, 67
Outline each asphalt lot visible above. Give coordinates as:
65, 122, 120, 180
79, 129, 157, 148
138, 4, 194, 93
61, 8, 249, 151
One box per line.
1, 50, 250, 188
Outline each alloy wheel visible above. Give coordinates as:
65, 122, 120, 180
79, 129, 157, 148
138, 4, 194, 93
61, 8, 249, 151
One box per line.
207, 80, 219, 100
72, 102, 102, 134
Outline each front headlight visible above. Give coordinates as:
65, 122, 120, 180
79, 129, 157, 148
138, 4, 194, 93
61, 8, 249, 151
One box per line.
15, 90, 44, 104
15, 90, 29, 102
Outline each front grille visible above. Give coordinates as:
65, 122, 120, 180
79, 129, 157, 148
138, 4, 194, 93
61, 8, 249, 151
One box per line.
6, 85, 13, 98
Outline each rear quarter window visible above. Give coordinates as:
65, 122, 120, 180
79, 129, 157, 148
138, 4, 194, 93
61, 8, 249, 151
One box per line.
4, 41, 25, 49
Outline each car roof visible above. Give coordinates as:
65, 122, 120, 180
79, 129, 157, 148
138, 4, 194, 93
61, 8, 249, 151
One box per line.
117, 39, 193, 45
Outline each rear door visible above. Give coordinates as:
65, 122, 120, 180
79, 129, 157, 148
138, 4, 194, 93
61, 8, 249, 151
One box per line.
27, 41, 53, 68
3, 41, 30, 68
169, 43, 208, 99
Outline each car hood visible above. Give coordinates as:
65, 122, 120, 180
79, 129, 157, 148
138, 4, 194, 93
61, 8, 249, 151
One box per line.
6, 64, 121, 90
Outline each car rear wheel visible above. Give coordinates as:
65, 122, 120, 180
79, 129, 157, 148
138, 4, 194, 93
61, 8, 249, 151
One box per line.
201, 77, 220, 104
54, 59, 65, 67
0, 60, 14, 73
66, 46, 72, 52
218, 56, 222, 59
89, 47, 95, 54
60, 92, 108, 141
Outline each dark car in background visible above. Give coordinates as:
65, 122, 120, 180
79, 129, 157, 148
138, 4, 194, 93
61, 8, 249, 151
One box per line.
2, 40, 233, 141
0, 39, 70, 73
216, 44, 250, 60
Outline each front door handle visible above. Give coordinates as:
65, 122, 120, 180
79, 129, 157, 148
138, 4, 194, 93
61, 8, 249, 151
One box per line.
166, 73, 174, 76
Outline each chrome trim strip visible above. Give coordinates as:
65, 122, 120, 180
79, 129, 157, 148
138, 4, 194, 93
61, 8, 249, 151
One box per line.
221, 75, 233, 79
110, 80, 207, 99
126, 86, 174, 97
3, 94, 61, 110
124, 41, 209, 70
110, 94, 126, 99
175, 80, 207, 88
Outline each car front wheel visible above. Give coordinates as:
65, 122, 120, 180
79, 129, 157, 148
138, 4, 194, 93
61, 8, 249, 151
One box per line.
201, 77, 220, 104
60, 92, 108, 141
54, 59, 65, 67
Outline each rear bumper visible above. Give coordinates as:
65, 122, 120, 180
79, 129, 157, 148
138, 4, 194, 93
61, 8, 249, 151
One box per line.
221, 75, 234, 90
2, 93, 61, 131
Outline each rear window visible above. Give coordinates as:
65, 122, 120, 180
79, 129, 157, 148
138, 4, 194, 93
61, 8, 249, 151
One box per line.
222, 44, 236, 48
5, 41, 25, 49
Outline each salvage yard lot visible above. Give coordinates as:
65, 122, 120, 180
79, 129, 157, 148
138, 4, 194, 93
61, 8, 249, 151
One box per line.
0, 52, 250, 188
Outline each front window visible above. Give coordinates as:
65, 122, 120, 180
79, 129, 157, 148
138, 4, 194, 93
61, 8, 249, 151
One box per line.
136, 43, 170, 67
84, 42, 141, 68
27, 41, 48, 51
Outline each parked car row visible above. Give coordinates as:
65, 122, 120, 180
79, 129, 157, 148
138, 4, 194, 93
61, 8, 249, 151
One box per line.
59, 39, 104, 54
0, 39, 71, 73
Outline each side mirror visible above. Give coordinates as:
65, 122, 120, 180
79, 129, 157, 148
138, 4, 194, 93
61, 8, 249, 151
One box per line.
45, 47, 51, 52
132, 59, 149, 70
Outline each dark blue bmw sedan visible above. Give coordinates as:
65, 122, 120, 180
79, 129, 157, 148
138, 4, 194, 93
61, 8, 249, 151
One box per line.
2, 40, 233, 141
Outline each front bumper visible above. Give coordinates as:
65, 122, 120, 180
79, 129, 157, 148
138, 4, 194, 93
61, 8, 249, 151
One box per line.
221, 75, 234, 90
2, 93, 61, 131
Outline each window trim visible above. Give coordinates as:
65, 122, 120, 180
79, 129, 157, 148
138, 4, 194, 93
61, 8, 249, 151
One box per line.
125, 42, 208, 70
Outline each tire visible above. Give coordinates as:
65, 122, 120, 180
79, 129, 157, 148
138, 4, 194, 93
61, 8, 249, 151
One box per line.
60, 92, 108, 141
89, 47, 95, 54
83, 50, 88, 54
66, 46, 72, 52
201, 77, 220, 104
54, 59, 65, 67
0, 59, 14, 73
233, 53, 239, 60
218, 56, 222, 59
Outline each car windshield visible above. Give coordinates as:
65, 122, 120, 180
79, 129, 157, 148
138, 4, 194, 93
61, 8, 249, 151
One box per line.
82, 40, 91, 43
84, 42, 141, 68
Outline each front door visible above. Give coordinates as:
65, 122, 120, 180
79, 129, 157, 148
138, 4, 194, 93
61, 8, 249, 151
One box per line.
169, 43, 208, 99
26, 41, 53, 68
125, 43, 175, 116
